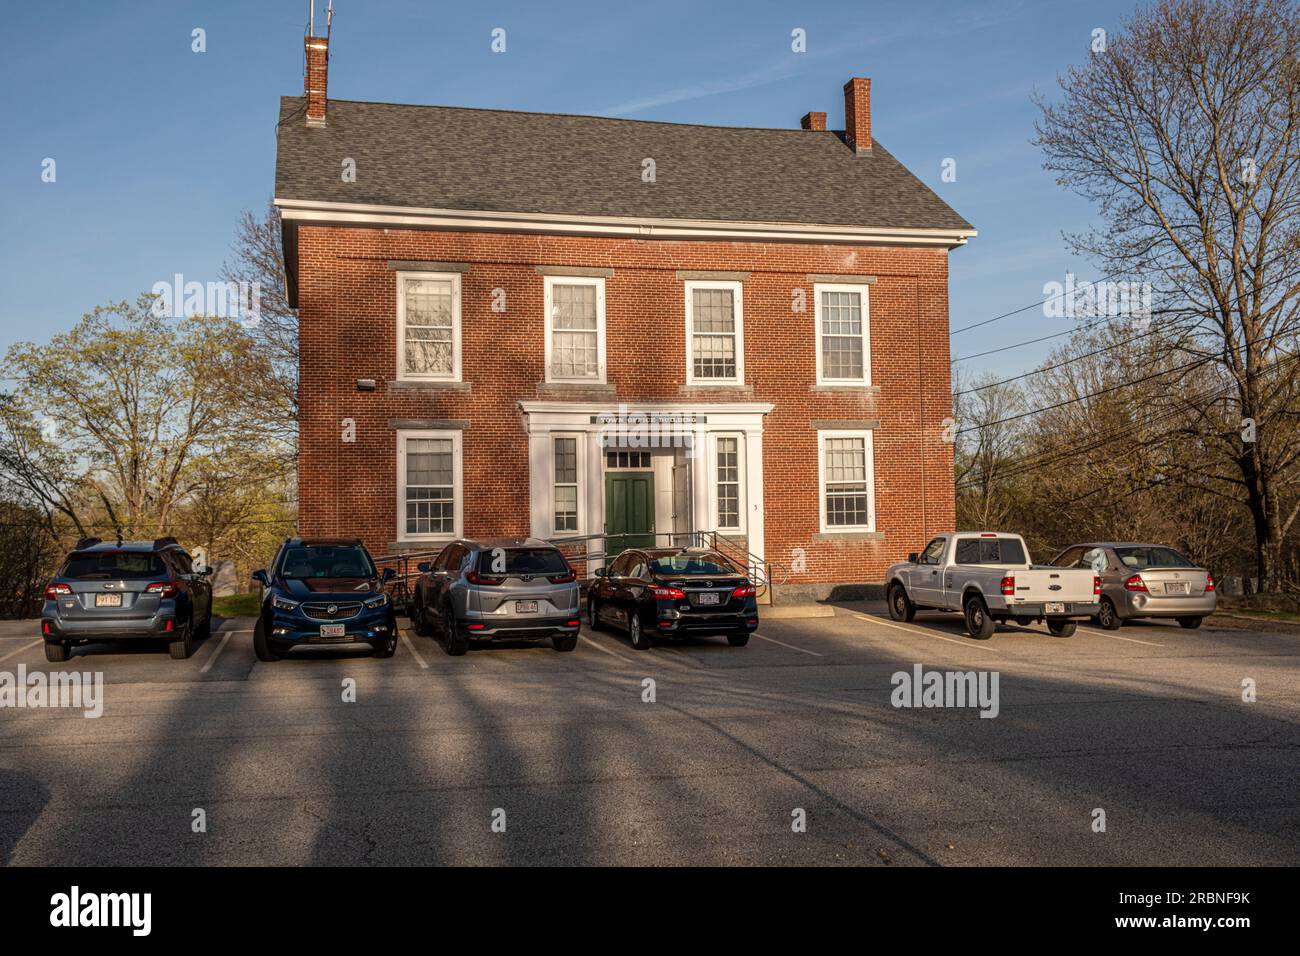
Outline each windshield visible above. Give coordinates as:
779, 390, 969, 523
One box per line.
954, 537, 1028, 566
649, 553, 739, 576
1114, 546, 1195, 569
278, 546, 376, 580
61, 551, 166, 580
476, 549, 569, 575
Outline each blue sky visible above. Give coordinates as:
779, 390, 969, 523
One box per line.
0, 0, 1141, 377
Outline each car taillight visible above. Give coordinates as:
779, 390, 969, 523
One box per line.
651, 586, 686, 600
732, 584, 756, 598
1093, 575, 1101, 595
44, 583, 72, 599
1124, 575, 1147, 592
1205, 573, 1215, 592
146, 582, 177, 598
1000, 576, 1015, 597
466, 570, 505, 586
548, 571, 576, 584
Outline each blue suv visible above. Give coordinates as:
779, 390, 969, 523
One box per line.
41, 537, 213, 661
252, 538, 397, 661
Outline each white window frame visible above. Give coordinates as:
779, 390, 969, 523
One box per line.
550, 432, 585, 536
544, 276, 606, 384
395, 271, 462, 382
708, 432, 747, 533
817, 429, 876, 534
396, 429, 463, 543
684, 280, 745, 386
813, 282, 871, 386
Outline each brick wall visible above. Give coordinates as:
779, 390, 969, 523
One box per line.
295, 225, 955, 592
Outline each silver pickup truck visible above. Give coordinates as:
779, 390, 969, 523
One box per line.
885, 532, 1101, 639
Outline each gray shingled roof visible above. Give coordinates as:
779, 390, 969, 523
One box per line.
274, 97, 973, 232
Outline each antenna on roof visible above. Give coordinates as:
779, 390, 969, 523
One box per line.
326, 0, 334, 39
308, 0, 314, 37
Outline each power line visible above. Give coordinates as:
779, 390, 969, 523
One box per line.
950, 269, 1131, 335
955, 353, 1215, 435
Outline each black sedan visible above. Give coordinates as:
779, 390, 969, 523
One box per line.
586, 548, 759, 650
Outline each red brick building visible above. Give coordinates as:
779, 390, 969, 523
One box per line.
274, 36, 974, 602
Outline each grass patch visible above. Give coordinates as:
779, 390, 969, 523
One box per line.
213, 592, 261, 618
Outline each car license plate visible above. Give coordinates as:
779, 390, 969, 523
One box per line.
515, 601, 537, 614
1044, 602, 1065, 614
319, 623, 345, 637
698, 592, 721, 605
95, 593, 122, 607
1165, 582, 1189, 595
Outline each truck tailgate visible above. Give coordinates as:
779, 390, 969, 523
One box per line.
1004, 568, 1095, 605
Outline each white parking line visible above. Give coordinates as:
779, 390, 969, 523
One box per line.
198, 631, 236, 673
1079, 627, 1165, 647
0, 640, 41, 664
579, 634, 634, 663
753, 633, 823, 657
855, 614, 999, 652
399, 631, 430, 669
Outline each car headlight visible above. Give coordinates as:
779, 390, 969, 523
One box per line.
364, 594, 390, 609
271, 594, 300, 611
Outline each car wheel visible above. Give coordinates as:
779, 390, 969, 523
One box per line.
374, 634, 398, 658
443, 603, 468, 656
552, 634, 578, 652
1176, 616, 1203, 629
1047, 619, 1077, 638
726, 632, 749, 647
587, 597, 605, 631
964, 594, 996, 640
1092, 597, 1121, 630
168, 620, 194, 659
887, 583, 916, 622
253, 618, 280, 662
628, 611, 652, 650
410, 598, 432, 637
44, 641, 70, 663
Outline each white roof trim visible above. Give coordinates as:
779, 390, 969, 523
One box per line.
274, 198, 976, 248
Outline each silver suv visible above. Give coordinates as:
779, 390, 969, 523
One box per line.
410, 538, 580, 655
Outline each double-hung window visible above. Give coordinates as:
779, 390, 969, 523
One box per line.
396, 272, 461, 381
397, 431, 462, 542
685, 280, 744, 385
545, 277, 605, 383
814, 283, 871, 386
818, 430, 876, 533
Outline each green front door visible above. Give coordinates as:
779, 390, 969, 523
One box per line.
605, 472, 655, 556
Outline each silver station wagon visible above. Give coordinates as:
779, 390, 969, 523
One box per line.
409, 537, 581, 655
1048, 542, 1216, 630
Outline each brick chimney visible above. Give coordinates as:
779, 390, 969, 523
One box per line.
800, 111, 827, 131
304, 35, 329, 127
843, 77, 871, 153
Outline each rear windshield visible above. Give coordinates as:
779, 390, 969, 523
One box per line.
954, 537, 1028, 566
278, 546, 376, 579
477, 548, 569, 575
648, 553, 739, 576
61, 551, 166, 580
1114, 547, 1194, 569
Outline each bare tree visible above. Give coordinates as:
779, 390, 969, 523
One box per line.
1036, 0, 1300, 591
220, 201, 298, 445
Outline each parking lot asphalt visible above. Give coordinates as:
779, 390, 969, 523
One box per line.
0, 606, 1296, 866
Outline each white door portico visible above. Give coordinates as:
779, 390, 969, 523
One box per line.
519, 400, 772, 568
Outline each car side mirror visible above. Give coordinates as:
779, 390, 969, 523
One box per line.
200, 567, 214, 577
251, 569, 268, 586
417, 562, 431, 573
381, 567, 395, 582
594, 567, 606, 577
907, 553, 918, 564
